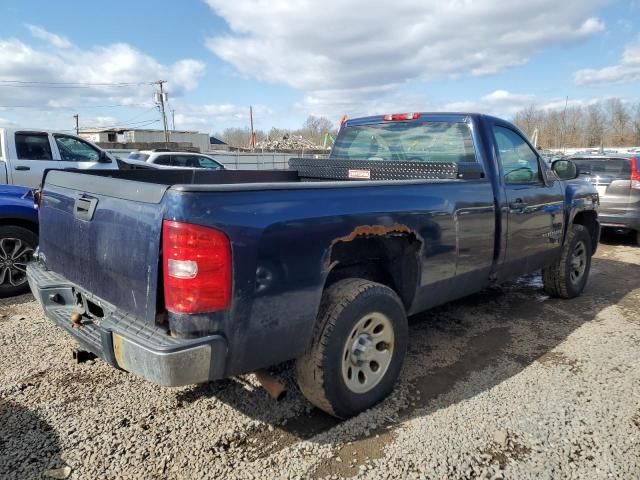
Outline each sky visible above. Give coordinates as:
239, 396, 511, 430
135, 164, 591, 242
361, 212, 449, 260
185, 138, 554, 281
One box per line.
0, 0, 638, 134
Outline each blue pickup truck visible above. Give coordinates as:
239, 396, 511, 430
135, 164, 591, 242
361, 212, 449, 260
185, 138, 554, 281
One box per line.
28, 113, 599, 418
1, 185, 38, 297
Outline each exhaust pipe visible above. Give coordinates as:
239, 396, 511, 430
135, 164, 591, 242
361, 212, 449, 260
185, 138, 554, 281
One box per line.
255, 369, 286, 400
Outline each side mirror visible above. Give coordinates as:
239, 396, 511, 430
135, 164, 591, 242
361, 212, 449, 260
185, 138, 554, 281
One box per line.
98, 151, 112, 163
551, 159, 578, 180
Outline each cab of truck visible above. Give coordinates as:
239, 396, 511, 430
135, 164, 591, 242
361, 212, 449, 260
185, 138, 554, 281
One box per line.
0, 127, 118, 188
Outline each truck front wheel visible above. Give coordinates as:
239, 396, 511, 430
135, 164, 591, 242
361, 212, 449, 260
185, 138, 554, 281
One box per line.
542, 224, 592, 299
296, 279, 408, 418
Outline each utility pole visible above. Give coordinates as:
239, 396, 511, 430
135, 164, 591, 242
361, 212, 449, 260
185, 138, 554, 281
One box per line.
73, 114, 79, 135
249, 105, 256, 150
155, 80, 170, 144
171, 110, 175, 130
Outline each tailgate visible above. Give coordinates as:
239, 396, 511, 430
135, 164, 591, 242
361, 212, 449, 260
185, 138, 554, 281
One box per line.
38, 171, 169, 323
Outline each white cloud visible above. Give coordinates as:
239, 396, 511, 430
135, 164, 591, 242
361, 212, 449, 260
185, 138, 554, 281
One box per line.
172, 103, 271, 131
437, 90, 638, 119
574, 40, 640, 85
0, 28, 207, 130
206, 0, 605, 116
444, 90, 536, 116
26, 24, 71, 49
0, 33, 205, 111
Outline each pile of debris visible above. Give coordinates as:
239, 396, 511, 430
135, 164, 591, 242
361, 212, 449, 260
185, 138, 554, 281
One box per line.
255, 134, 321, 151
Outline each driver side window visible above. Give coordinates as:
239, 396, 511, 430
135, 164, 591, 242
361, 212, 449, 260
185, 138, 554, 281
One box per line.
493, 126, 541, 184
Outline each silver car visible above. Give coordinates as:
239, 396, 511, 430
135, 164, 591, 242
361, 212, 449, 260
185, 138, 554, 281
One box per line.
570, 153, 640, 245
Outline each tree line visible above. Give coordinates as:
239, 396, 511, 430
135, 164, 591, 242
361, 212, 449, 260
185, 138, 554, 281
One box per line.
512, 98, 640, 149
216, 115, 336, 148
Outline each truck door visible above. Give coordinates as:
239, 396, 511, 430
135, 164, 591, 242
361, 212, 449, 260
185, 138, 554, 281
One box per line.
492, 124, 565, 279
11, 132, 61, 188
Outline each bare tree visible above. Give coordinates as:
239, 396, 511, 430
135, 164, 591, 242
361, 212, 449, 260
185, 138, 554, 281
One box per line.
584, 104, 605, 147
511, 98, 637, 149
221, 127, 266, 148
299, 115, 335, 145
563, 106, 584, 148
513, 105, 540, 138
631, 102, 640, 146
604, 98, 630, 145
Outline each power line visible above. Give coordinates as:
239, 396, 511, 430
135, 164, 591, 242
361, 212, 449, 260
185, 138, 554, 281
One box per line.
0, 103, 154, 109
0, 80, 154, 88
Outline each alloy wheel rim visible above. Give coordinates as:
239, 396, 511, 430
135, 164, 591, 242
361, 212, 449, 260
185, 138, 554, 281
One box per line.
0, 238, 34, 288
341, 312, 395, 394
569, 240, 587, 285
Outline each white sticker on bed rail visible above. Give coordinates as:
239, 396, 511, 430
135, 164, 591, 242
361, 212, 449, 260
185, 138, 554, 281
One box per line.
348, 169, 371, 180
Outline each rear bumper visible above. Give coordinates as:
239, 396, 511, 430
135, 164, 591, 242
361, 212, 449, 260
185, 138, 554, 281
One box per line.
599, 211, 640, 231
26, 262, 227, 387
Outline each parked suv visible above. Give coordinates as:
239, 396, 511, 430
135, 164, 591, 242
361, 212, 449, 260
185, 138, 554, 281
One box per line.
126, 150, 224, 170
570, 154, 640, 244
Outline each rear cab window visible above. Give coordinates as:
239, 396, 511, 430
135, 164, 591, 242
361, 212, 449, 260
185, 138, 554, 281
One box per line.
15, 132, 53, 160
330, 121, 477, 164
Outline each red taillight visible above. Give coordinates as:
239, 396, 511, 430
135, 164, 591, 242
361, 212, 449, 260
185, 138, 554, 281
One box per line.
630, 157, 640, 181
162, 220, 231, 314
382, 112, 421, 121
630, 157, 640, 190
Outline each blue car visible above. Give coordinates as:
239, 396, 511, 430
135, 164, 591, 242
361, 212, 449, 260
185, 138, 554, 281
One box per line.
0, 185, 38, 297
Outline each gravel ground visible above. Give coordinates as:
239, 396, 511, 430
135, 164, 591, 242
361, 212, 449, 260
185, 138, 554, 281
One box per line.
1, 235, 639, 479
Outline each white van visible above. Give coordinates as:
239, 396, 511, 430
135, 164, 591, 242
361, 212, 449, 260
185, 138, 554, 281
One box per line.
0, 127, 118, 188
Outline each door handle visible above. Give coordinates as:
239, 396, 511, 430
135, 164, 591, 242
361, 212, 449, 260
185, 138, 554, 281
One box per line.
74, 195, 98, 221
509, 198, 526, 210
14, 166, 31, 171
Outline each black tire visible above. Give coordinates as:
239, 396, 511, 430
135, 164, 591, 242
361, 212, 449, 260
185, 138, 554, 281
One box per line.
296, 279, 408, 418
635, 230, 640, 247
542, 224, 592, 299
0, 226, 38, 298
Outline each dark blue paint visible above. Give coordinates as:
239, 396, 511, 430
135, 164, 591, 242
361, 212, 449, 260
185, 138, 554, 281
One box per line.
39, 184, 163, 324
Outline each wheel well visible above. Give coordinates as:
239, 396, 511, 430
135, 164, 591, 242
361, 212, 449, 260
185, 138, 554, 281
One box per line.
572, 211, 598, 254
0, 218, 38, 236
324, 232, 422, 309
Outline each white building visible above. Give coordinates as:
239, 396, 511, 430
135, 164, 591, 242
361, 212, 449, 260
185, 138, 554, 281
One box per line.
79, 128, 211, 152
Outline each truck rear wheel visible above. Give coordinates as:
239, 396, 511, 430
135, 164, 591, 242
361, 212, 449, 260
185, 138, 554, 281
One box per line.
296, 279, 408, 418
542, 224, 592, 299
